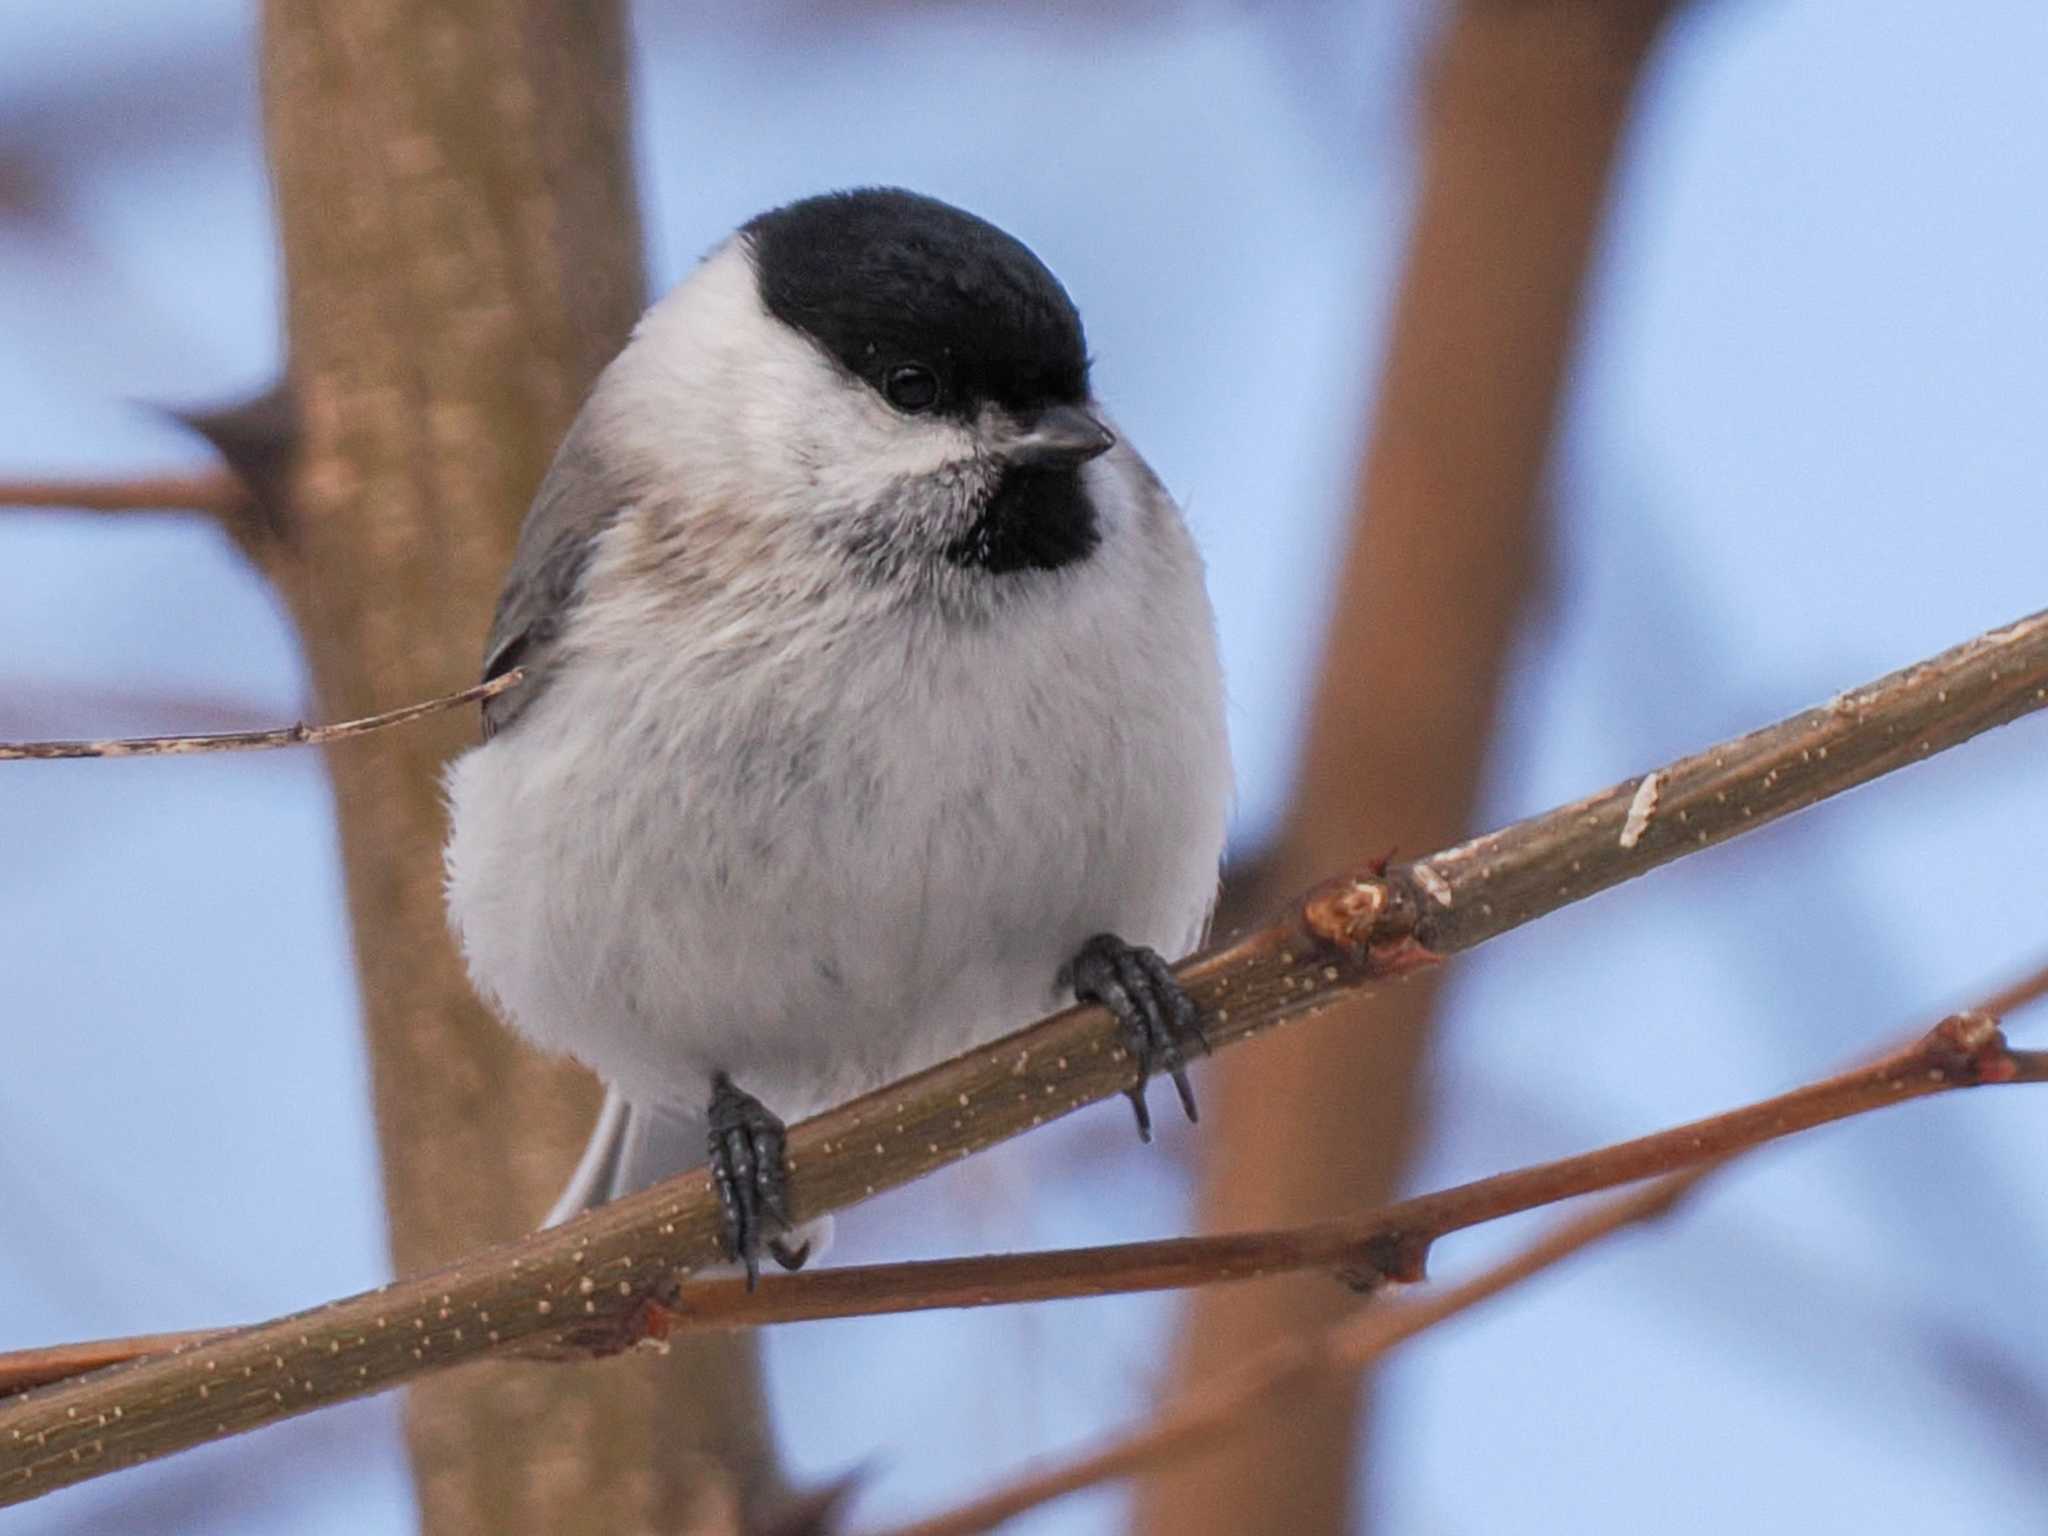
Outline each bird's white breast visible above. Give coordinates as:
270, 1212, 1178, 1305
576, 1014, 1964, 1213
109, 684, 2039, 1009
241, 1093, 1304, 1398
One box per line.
443, 451, 1230, 1126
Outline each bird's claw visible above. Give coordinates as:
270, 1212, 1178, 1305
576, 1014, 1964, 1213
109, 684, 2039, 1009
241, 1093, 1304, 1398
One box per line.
707, 1072, 803, 1289
1068, 932, 1205, 1141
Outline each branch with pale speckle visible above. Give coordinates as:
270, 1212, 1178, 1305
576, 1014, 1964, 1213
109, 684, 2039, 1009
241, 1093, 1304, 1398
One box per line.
0, 605, 2044, 1505
872, 969, 2048, 1536
11, 968, 2044, 1405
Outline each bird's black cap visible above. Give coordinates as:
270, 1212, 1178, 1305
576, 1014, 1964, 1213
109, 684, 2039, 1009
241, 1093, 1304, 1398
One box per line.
743, 188, 1090, 421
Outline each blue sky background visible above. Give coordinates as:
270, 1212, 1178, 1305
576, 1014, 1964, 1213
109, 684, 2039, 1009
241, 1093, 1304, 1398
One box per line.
2, 3, 2045, 1532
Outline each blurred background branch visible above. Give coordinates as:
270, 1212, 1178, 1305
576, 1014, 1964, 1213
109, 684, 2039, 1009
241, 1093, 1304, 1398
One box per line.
6, 604, 2045, 1502
0, 468, 245, 517
0, 385, 292, 559
881, 1172, 1704, 1536
1139, 5, 1684, 1533
888, 966, 2048, 1536
253, 2, 788, 1531
11, 965, 2042, 1412
6, 3, 2048, 1533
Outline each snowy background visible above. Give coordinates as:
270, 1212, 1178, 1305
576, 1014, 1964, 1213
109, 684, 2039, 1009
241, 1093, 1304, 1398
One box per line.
2, 2, 2045, 1532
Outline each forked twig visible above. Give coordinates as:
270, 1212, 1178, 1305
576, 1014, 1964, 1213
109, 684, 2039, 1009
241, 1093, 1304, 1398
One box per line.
1, 607, 2044, 1502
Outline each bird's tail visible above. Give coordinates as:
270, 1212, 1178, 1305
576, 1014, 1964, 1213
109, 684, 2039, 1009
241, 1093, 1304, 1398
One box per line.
544, 1089, 720, 1236
543, 1083, 630, 1226
542, 1086, 704, 1226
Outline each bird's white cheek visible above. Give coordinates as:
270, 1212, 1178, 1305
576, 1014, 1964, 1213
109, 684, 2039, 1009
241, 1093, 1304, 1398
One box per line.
798, 402, 978, 514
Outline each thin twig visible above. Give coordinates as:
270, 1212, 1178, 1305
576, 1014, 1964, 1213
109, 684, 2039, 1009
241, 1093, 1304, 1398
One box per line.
878, 976, 2048, 1536
0, 1335, 224, 1400
2, 390, 296, 557
8, 997, 2038, 1405
0, 469, 249, 518
877, 1177, 1704, 1536
1, 606, 2044, 1502
524, 1008, 2048, 1332
0, 673, 520, 760
1977, 961, 2048, 1022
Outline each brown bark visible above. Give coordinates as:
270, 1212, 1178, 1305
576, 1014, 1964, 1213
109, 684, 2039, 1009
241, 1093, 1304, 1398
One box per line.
884, 1005, 2048, 1536
15, 967, 2042, 1410
7, 601, 2046, 1504
0, 469, 245, 516
258, 3, 783, 1530
0, 674, 515, 759
1137, 5, 1683, 1533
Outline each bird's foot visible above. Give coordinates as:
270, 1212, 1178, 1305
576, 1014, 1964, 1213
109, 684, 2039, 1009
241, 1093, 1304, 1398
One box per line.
1067, 933, 1205, 1142
706, 1072, 807, 1288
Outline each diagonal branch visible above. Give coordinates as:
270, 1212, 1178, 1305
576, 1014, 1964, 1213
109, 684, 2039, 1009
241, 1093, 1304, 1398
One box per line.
877, 1177, 1709, 1536
1, 605, 2045, 1502
876, 963, 2048, 1536
1373, 606, 2048, 961
0, 673, 519, 760
200, 1007, 2036, 1325
8, 983, 2041, 1404
1979, 963, 2048, 1021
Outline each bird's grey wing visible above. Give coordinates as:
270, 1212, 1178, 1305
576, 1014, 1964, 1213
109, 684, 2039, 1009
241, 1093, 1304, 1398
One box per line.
480, 423, 624, 738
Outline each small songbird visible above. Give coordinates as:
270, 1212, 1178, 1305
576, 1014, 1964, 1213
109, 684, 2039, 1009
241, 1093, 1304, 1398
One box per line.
443, 188, 1231, 1282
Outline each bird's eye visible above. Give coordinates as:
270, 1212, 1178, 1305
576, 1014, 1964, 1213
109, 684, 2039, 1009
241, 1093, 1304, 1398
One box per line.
884, 363, 941, 413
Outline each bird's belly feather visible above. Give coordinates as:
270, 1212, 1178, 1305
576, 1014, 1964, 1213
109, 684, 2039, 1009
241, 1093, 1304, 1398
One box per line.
444, 594, 1227, 1125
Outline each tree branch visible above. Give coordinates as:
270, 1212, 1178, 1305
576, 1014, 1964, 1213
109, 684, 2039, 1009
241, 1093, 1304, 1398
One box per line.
0, 386, 297, 560
0, 672, 520, 761
1, 605, 2044, 1502
1377, 608, 2048, 961
0, 1335, 225, 1401
0, 468, 248, 518
258, 1, 794, 1520
877, 1178, 1707, 1536
875, 966, 2048, 1536
1978, 962, 2048, 1021
10, 975, 2041, 1403
398, 1003, 2048, 1326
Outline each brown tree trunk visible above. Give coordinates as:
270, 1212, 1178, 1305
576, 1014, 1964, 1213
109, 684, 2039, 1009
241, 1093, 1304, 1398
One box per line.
1134, 4, 1681, 1533
260, 4, 785, 1530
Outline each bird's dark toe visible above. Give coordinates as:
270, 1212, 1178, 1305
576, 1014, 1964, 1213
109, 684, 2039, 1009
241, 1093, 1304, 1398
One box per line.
1068, 932, 1206, 1141
707, 1072, 794, 1290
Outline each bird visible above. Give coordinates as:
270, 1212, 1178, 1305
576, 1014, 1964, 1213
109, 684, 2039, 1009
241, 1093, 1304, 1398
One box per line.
442, 187, 1232, 1283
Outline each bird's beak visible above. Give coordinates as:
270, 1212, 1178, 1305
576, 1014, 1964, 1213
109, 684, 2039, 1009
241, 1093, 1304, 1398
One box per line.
1004, 405, 1116, 468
